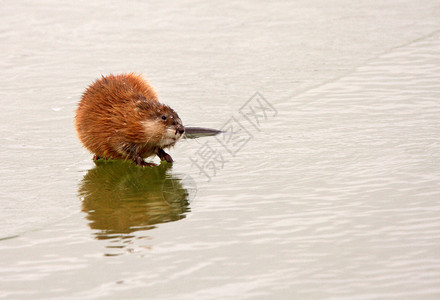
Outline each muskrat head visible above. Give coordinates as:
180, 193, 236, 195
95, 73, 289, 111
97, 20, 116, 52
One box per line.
137, 101, 185, 148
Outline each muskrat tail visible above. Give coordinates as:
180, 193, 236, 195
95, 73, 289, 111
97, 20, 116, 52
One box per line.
183, 127, 223, 139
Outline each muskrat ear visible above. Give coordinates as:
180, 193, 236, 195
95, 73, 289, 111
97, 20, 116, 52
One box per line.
135, 100, 152, 111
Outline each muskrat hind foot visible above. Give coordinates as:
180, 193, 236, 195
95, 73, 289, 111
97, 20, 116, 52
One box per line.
157, 148, 173, 163
134, 156, 157, 167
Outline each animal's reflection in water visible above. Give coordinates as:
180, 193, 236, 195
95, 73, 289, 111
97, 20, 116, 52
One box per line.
79, 160, 192, 254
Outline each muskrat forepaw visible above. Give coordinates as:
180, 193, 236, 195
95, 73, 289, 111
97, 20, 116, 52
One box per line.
157, 149, 174, 163
163, 154, 173, 163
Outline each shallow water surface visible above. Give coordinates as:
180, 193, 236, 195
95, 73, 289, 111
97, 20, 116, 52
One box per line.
1, 1, 440, 299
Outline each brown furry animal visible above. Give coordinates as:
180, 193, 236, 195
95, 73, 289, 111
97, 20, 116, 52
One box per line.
75, 73, 185, 166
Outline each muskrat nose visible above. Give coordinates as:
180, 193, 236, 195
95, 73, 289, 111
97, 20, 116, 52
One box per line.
175, 126, 185, 135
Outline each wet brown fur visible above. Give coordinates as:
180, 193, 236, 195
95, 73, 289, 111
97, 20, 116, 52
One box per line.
75, 73, 184, 165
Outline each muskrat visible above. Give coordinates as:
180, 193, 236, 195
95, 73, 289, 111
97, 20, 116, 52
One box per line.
75, 73, 185, 167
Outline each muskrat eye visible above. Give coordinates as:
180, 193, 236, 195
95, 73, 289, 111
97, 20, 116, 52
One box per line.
161, 115, 167, 120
